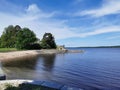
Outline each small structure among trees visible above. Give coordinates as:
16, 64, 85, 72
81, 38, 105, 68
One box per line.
57, 45, 66, 50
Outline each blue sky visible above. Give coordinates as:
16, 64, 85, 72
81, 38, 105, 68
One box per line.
0, 0, 120, 47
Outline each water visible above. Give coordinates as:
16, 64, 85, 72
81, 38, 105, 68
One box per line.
1, 48, 120, 90
0, 61, 4, 76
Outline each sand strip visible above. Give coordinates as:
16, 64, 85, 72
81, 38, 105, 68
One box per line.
0, 50, 67, 61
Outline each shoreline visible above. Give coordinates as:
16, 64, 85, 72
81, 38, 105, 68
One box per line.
0, 49, 67, 61
0, 49, 84, 61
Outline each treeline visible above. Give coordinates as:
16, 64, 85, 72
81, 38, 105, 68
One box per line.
0, 25, 57, 50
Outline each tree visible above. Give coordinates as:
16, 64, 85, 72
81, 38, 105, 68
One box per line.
16, 28, 37, 49
0, 25, 57, 50
0, 25, 21, 48
40, 33, 56, 49
0, 37, 1, 48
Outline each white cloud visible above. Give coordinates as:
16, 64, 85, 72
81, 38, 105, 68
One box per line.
0, 3, 120, 42
77, 0, 120, 17
78, 26, 120, 37
25, 4, 56, 19
26, 4, 41, 14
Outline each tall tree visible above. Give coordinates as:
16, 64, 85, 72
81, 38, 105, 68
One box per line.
16, 28, 37, 49
0, 25, 21, 48
40, 33, 57, 49
0, 37, 1, 48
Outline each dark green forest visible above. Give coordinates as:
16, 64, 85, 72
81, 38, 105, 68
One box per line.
0, 25, 57, 50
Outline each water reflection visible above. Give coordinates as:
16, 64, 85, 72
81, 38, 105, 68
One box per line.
1, 54, 56, 80
1, 56, 39, 69
39, 54, 56, 71
1, 54, 56, 71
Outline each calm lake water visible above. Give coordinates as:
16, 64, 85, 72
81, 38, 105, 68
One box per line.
1, 48, 120, 90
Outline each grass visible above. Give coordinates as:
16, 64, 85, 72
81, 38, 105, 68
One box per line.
0, 48, 17, 52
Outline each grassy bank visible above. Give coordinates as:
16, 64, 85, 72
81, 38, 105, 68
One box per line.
0, 48, 17, 52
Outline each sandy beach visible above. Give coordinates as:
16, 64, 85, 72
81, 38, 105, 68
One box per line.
0, 49, 67, 61
0, 49, 84, 61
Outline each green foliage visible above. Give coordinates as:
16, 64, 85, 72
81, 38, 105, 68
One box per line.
16, 28, 37, 49
0, 48, 17, 52
0, 38, 1, 48
0, 25, 21, 48
0, 25, 57, 50
40, 33, 57, 49
28, 43, 41, 50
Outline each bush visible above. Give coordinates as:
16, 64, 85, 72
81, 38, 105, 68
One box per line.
24, 43, 41, 50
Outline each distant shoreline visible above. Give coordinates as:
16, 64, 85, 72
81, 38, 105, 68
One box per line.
66, 46, 120, 48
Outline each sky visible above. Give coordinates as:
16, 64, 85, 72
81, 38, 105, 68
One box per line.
0, 0, 120, 47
